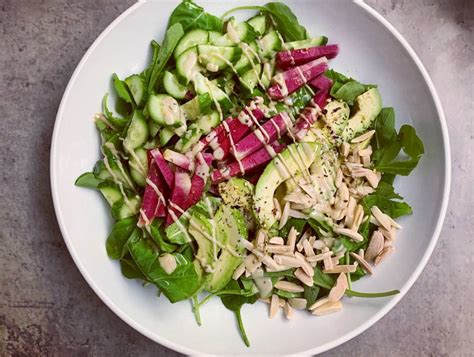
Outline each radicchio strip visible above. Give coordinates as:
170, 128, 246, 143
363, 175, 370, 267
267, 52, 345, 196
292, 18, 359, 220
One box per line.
276, 44, 339, 69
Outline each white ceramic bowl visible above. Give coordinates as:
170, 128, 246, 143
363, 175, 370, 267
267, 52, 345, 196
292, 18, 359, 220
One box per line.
50, 0, 450, 355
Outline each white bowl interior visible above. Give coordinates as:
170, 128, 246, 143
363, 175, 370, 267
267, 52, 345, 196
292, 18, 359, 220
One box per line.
51, 0, 449, 355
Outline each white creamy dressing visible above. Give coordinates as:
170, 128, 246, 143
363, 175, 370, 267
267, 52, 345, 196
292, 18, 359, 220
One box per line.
139, 209, 152, 227
161, 96, 181, 126
272, 73, 289, 97
295, 66, 307, 84
145, 177, 166, 208
124, 142, 147, 177
226, 21, 240, 43
239, 42, 267, 91
102, 155, 136, 211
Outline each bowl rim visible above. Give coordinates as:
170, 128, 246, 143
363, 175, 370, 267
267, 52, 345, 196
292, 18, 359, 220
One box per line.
50, 1, 451, 355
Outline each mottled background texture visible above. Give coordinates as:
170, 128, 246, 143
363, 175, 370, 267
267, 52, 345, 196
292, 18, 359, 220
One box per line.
0, 0, 473, 356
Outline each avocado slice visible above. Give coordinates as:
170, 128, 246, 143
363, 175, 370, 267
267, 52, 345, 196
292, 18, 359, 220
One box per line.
341, 88, 382, 140
218, 178, 256, 230
323, 100, 350, 137
254, 142, 320, 228
205, 205, 247, 293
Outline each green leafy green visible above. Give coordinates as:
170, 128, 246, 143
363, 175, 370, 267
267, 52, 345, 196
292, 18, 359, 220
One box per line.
120, 256, 148, 281
345, 289, 400, 298
362, 194, 413, 219
303, 285, 320, 308
275, 289, 302, 299
279, 218, 306, 239
263, 2, 308, 41
149, 219, 177, 253
372, 108, 424, 176
220, 280, 257, 347
75, 172, 104, 189
112, 73, 134, 104
102, 93, 129, 129
313, 267, 335, 290
127, 234, 202, 302
340, 218, 369, 252
106, 217, 139, 260
374, 181, 402, 200
325, 69, 375, 105
148, 23, 185, 92
168, 0, 223, 32
264, 269, 295, 278
350, 265, 366, 282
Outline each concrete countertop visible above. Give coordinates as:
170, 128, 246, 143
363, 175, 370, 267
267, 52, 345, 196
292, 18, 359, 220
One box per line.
1, 0, 472, 355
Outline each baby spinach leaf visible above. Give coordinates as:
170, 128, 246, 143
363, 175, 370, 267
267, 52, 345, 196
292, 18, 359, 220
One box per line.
102, 93, 129, 129
362, 194, 413, 219
349, 265, 366, 282
279, 218, 306, 239
120, 256, 148, 281
148, 23, 185, 92
127, 233, 201, 302
303, 285, 320, 308
75, 172, 104, 189
149, 219, 177, 253
325, 69, 376, 105
374, 181, 402, 200
313, 267, 335, 290
112, 73, 134, 104
372, 108, 424, 176
168, 0, 223, 32
264, 268, 295, 278
220, 280, 256, 347
264, 2, 308, 41
106, 218, 139, 260
340, 219, 369, 252
275, 289, 302, 299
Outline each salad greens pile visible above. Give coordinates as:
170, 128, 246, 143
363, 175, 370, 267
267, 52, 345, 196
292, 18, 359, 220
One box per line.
75, 0, 424, 346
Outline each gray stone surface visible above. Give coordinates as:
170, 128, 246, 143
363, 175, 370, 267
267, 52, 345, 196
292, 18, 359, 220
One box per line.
0, 0, 472, 355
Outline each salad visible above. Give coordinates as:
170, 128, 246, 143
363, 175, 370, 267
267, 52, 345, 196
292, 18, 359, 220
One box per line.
75, 0, 424, 346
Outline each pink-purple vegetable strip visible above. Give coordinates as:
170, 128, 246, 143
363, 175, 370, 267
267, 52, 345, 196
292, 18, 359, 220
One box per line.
139, 160, 167, 226
308, 74, 333, 91
163, 149, 194, 171
232, 112, 291, 161
293, 88, 330, 140
276, 44, 339, 69
211, 141, 286, 183
182, 153, 213, 209
268, 59, 329, 100
165, 169, 192, 226
150, 148, 175, 190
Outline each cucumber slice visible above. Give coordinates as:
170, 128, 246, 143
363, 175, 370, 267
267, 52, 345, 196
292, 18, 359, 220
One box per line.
234, 42, 260, 74
285, 36, 328, 50
124, 111, 148, 150
93, 160, 111, 181
257, 30, 282, 59
193, 72, 232, 113
181, 93, 212, 121
148, 120, 160, 138
196, 111, 220, 133
261, 60, 275, 89
212, 19, 257, 46
197, 45, 242, 71
148, 94, 184, 127
240, 64, 262, 92
129, 147, 148, 187
98, 184, 122, 206
125, 75, 146, 107
176, 47, 201, 84
247, 15, 267, 35
111, 196, 141, 220
175, 124, 202, 153
163, 71, 188, 100
208, 31, 222, 43
174, 29, 209, 60
159, 127, 175, 146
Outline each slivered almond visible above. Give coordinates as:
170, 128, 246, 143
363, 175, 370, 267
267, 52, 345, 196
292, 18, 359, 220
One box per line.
289, 209, 308, 219
365, 170, 381, 188
341, 142, 350, 157
362, 155, 371, 167
371, 206, 392, 231
313, 240, 326, 250
350, 204, 364, 231
295, 252, 314, 277
274, 254, 301, 268
295, 268, 314, 287
351, 129, 375, 143
269, 294, 280, 318
269, 236, 284, 245
333, 226, 364, 242
265, 264, 292, 272
365, 230, 385, 261
287, 226, 297, 252
335, 168, 343, 188
232, 262, 246, 280
358, 146, 372, 157
279, 202, 290, 229
308, 235, 316, 247
256, 230, 266, 249
262, 255, 280, 271
350, 252, 373, 274
274, 280, 305, 293
374, 246, 394, 266
384, 239, 393, 248
259, 297, 270, 304
358, 249, 365, 260
335, 183, 349, 210
344, 196, 357, 227
328, 273, 348, 301
379, 226, 397, 241
296, 236, 306, 252
267, 244, 293, 255
289, 298, 307, 310
306, 251, 333, 262
309, 297, 329, 311
312, 300, 343, 316
283, 302, 294, 320
385, 214, 402, 229
323, 265, 357, 274
331, 256, 340, 266
303, 239, 315, 257
273, 198, 282, 220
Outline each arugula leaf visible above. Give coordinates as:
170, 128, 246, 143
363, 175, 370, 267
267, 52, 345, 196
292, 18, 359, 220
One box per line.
168, 0, 223, 32
75, 172, 104, 189
112, 73, 134, 104
148, 23, 185, 92
220, 280, 257, 347
303, 285, 320, 308
362, 194, 413, 219
325, 69, 375, 105
127, 234, 201, 303
106, 218, 139, 260
372, 108, 425, 176
313, 267, 335, 290
264, 2, 308, 41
